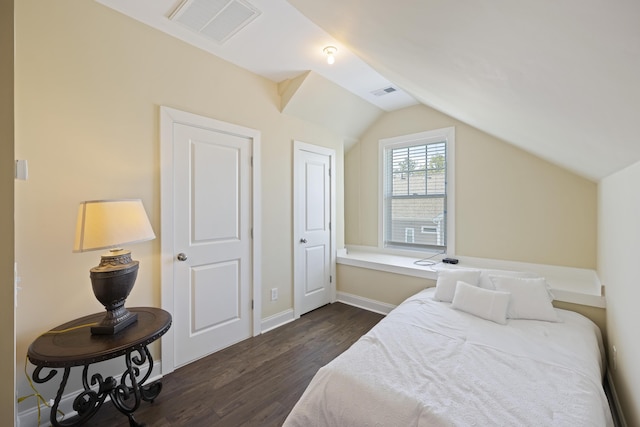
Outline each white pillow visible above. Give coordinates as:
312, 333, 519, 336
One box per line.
478, 269, 540, 289
490, 275, 559, 322
433, 269, 482, 302
451, 281, 511, 324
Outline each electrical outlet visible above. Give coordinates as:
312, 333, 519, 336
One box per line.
612, 345, 617, 371
271, 288, 278, 301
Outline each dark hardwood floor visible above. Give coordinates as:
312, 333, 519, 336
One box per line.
86, 302, 384, 427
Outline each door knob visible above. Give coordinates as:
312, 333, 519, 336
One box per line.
177, 253, 188, 261
300, 238, 308, 243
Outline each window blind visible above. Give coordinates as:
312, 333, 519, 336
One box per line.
384, 141, 447, 250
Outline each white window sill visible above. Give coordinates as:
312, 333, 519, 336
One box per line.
337, 247, 440, 279
337, 246, 606, 308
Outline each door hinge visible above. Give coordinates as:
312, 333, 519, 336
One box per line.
330, 275, 333, 283
251, 300, 254, 310
329, 222, 331, 231
329, 168, 331, 177
251, 228, 253, 239
250, 156, 253, 167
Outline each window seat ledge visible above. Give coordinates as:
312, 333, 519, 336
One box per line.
337, 248, 439, 279
337, 247, 606, 308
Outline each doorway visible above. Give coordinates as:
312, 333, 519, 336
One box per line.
293, 140, 336, 317
160, 107, 262, 373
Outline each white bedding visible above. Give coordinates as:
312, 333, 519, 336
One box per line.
283, 288, 613, 427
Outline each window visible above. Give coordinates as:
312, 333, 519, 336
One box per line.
405, 227, 415, 243
379, 127, 455, 254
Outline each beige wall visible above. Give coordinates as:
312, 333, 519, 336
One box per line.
14, 0, 344, 413
599, 163, 640, 426
346, 104, 597, 269
552, 300, 606, 342
0, 0, 15, 423
338, 264, 436, 306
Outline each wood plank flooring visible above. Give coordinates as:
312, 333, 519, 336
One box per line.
86, 302, 384, 427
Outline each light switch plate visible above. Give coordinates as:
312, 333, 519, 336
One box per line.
15, 159, 28, 180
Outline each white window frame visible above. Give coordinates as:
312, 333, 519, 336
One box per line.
421, 226, 438, 234
378, 127, 456, 257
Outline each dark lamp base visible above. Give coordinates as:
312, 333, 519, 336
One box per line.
91, 312, 138, 335
89, 250, 140, 335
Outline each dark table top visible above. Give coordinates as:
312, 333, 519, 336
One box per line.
28, 307, 172, 368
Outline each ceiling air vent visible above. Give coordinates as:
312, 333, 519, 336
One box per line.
170, 0, 261, 45
371, 86, 398, 97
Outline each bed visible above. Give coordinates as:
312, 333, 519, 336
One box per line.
283, 269, 613, 427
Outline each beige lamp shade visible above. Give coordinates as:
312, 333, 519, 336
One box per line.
73, 199, 155, 253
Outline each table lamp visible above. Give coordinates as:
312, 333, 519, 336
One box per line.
73, 199, 155, 335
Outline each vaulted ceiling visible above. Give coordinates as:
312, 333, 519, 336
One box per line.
96, 0, 640, 181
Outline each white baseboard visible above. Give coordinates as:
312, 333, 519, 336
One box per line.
606, 370, 628, 427
260, 308, 295, 333
336, 291, 396, 315
18, 360, 162, 427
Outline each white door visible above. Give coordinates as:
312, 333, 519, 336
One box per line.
294, 141, 335, 317
160, 107, 261, 372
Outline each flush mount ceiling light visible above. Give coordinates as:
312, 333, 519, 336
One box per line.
323, 46, 337, 65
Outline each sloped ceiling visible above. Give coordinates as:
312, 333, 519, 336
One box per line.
288, 0, 640, 181
96, 0, 639, 181
279, 71, 383, 141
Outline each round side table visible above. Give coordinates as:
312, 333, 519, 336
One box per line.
28, 307, 172, 427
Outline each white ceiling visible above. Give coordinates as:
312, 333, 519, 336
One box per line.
96, 0, 640, 181
94, 0, 417, 112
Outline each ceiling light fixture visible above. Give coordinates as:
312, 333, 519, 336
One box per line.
323, 46, 337, 65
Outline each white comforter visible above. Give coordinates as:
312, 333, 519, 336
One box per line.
283, 288, 613, 427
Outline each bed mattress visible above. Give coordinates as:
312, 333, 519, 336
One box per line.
283, 287, 613, 426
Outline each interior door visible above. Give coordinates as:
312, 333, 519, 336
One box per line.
172, 122, 252, 368
294, 141, 335, 317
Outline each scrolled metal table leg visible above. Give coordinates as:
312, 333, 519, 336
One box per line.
109, 345, 162, 426
32, 364, 114, 427
137, 346, 162, 403
32, 365, 68, 427
30, 344, 163, 427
